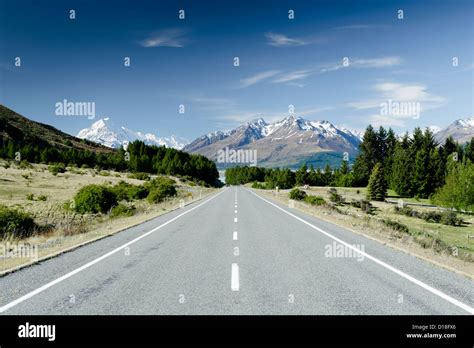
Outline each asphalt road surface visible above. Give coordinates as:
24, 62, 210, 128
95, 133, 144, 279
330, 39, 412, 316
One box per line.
0, 187, 473, 315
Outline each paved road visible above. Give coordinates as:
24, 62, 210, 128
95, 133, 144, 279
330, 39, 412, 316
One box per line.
0, 187, 473, 314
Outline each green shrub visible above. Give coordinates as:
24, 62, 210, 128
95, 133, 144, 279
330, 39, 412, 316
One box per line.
110, 203, 136, 218
74, 184, 118, 214
251, 181, 267, 189
25, 193, 35, 201
19, 160, 32, 169
127, 172, 150, 181
382, 219, 409, 233
289, 188, 307, 200
360, 199, 374, 214
350, 199, 361, 208
440, 211, 463, 226
146, 178, 177, 203
37, 194, 48, 201
111, 181, 149, 201
0, 205, 37, 238
49, 163, 66, 175
421, 211, 442, 223
304, 195, 325, 206
328, 188, 345, 205
98, 170, 110, 177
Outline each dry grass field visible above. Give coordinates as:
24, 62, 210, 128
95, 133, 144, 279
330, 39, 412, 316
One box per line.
0, 160, 217, 273
251, 185, 474, 278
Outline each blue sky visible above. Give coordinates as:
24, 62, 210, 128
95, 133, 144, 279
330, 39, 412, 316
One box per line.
0, 0, 472, 141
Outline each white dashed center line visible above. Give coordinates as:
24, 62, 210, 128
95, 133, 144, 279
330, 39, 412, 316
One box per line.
234, 217, 238, 222
231, 263, 239, 291
233, 231, 238, 240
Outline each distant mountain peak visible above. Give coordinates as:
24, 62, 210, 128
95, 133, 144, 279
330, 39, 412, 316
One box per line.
183, 115, 364, 168
434, 116, 474, 144
77, 118, 188, 150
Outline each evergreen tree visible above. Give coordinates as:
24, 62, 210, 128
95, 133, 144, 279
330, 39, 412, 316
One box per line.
465, 138, 474, 162
353, 125, 379, 186
390, 144, 413, 197
367, 163, 387, 201
412, 148, 430, 198
384, 128, 397, 185
295, 163, 308, 186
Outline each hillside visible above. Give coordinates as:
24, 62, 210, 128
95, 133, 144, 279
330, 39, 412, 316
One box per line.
0, 104, 114, 154
184, 116, 363, 169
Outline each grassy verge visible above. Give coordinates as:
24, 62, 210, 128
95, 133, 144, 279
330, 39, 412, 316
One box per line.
250, 185, 474, 278
0, 160, 217, 273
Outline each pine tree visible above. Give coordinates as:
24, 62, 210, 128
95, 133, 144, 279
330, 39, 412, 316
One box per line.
412, 148, 430, 198
465, 138, 474, 162
390, 144, 413, 197
295, 163, 308, 186
384, 128, 397, 186
353, 125, 379, 186
367, 163, 387, 201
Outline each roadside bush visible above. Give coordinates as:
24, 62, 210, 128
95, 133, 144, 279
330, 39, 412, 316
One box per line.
304, 195, 325, 206
394, 205, 414, 216
111, 181, 149, 201
251, 181, 267, 189
360, 200, 373, 214
19, 160, 32, 169
289, 188, 307, 201
328, 188, 345, 205
146, 178, 177, 203
421, 211, 442, 223
25, 193, 35, 201
37, 194, 48, 201
74, 184, 118, 214
49, 163, 66, 175
382, 219, 409, 234
394, 206, 463, 226
127, 172, 150, 181
110, 203, 136, 218
0, 205, 37, 238
351, 199, 373, 213
440, 211, 463, 226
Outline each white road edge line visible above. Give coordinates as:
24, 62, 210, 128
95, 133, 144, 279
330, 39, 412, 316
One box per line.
233, 231, 238, 241
231, 263, 239, 291
245, 187, 474, 314
0, 188, 229, 313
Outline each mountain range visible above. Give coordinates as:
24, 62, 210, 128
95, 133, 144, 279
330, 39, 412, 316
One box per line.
183, 116, 364, 168
433, 118, 474, 145
77, 118, 187, 150
76, 113, 474, 169
3, 102, 470, 170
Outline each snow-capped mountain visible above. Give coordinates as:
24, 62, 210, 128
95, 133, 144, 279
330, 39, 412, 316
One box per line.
434, 117, 474, 144
183, 115, 363, 168
77, 118, 187, 149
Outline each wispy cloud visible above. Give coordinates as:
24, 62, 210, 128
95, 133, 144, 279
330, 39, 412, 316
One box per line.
239, 70, 281, 88
265, 32, 308, 47
320, 56, 402, 73
140, 28, 189, 48
272, 70, 312, 84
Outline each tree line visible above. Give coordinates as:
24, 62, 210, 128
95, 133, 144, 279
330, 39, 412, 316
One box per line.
0, 139, 220, 186
225, 125, 474, 211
